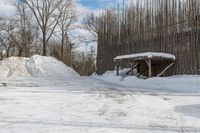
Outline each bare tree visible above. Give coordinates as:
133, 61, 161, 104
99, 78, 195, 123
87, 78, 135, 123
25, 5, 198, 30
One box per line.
0, 34, 11, 58
24, 0, 74, 56
0, 18, 23, 56
15, 3, 33, 57
73, 45, 96, 76
81, 13, 100, 43
0, 2, 37, 57
55, 0, 76, 61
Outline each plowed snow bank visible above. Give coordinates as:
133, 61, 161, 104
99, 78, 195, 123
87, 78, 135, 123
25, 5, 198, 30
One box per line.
95, 71, 200, 93
0, 57, 30, 78
0, 55, 79, 78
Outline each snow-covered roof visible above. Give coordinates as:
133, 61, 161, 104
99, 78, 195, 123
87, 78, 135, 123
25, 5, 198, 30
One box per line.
114, 52, 176, 61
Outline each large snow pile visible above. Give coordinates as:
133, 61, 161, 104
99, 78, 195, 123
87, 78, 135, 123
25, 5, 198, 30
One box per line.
26, 55, 79, 77
0, 57, 31, 78
0, 55, 79, 78
95, 70, 200, 94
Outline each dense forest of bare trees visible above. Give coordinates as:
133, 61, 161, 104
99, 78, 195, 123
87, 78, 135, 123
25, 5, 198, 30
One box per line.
91, 0, 200, 75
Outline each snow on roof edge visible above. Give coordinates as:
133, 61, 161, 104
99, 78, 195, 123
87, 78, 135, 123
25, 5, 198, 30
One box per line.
114, 52, 176, 61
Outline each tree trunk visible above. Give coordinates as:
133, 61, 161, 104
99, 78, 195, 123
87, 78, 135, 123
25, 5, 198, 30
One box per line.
60, 32, 64, 61
61, 42, 64, 61
43, 31, 47, 56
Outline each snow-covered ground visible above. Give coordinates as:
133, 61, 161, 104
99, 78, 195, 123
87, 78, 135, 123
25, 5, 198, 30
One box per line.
95, 71, 200, 94
0, 56, 200, 133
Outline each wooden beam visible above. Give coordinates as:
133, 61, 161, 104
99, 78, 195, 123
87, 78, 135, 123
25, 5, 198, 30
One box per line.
157, 62, 175, 77
125, 64, 138, 75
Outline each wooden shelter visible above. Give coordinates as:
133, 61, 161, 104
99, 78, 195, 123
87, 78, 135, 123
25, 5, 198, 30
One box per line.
114, 52, 176, 78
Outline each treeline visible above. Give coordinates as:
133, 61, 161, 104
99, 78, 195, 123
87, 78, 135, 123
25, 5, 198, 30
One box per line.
93, 0, 200, 75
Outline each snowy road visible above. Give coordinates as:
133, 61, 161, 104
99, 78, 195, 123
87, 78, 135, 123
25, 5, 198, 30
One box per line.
0, 77, 200, 133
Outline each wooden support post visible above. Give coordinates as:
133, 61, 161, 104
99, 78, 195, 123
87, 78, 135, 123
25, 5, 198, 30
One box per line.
137, 62, 140, 74
131, 63, 134, 76
148, 59, 152, 78
145, 59, 152, 78
116, 62, 119, 76
129, 60, 135, 76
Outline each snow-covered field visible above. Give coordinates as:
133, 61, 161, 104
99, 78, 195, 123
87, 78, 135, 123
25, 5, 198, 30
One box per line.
0, 56, 200, 133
